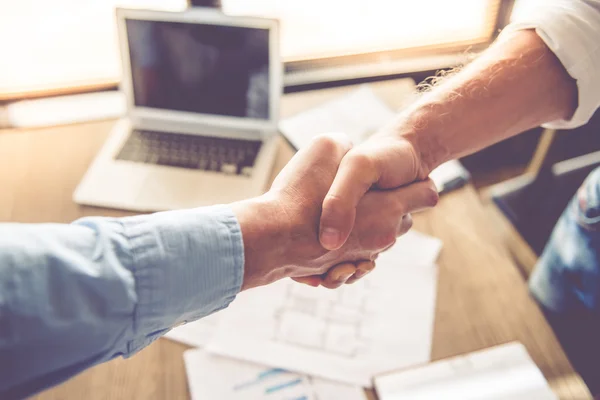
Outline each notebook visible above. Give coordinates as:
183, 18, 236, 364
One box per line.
374, 342, 557, 400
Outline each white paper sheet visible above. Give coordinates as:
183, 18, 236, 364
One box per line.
280, 85, 397, 149
374, 342, 557, 400
279, 85, 469, 193
166, 230, 440, 350
206, 231, 442, 387
184, 349, 367, 400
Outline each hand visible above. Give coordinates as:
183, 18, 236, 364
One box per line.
232, 133, 437, 290
318, 133, 431, 251
292, 206, 415, 289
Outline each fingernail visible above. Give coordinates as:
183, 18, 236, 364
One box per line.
353, 269, 371, 280
320, 228, 340, 249
308, 278, 321, 287
428, 188, 440, 206
333, 272, 354, 284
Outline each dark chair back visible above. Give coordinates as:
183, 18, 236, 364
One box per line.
490, 129, 600, 257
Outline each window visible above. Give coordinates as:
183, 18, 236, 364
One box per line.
224, 0, 502, 61
0, 0, 186, 101
1, 0, 504, 101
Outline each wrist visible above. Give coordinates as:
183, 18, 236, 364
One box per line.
375, 114, 442, 180
383, 29, 577, 177
379, 91, 460, 178
400, 110, 450, 177
231, 195, 291, 290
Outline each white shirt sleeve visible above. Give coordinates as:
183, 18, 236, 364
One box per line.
502, 0, 600, 129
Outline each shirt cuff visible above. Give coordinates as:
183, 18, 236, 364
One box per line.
501, 0, 600, 129
120, 205, 244, 354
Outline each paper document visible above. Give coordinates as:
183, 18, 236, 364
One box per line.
280, 85, 397, 149
279, 85, 469, 193
184, 349, 366, 400
166, 232, 440, 349
206, 231, 442, 387
374, 342, 557, 400
166, 231, 440, 349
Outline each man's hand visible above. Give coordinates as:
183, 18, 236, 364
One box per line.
318, 29, 578, 252
318, 133, 429, 251
232, 133, 437, 290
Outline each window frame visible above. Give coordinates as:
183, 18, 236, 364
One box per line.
1, 0, 515, 101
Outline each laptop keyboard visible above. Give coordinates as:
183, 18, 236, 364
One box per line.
116, 129, 262, 176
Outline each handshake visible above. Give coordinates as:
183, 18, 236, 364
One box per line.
233, 132, 439, 291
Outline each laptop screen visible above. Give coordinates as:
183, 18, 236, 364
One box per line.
125, 18, 270, 120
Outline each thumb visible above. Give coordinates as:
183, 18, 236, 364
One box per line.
319, 138, 420, 250
318, 151, 378, 250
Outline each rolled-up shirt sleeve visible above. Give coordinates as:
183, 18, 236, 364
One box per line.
502, 0, 600, 129
0, 205, 244, 399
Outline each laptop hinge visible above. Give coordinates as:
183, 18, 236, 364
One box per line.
131, 115, 275, 141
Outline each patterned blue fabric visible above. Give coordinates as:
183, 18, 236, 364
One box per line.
530, 167, 600, 313
0, 205, 244, 399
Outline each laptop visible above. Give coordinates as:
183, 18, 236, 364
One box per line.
74, 8, 281, 212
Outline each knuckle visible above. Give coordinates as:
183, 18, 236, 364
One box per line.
323, 193, 351, 215
324, 192, 345, 205
312, 133, 351, 155
346, 150, 376, 173
313, 135, 338, 152
394, 198, 407, 215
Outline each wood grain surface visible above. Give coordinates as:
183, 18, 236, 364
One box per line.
0, 79, 590, 399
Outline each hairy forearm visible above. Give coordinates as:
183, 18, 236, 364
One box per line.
394, 29, 577, 176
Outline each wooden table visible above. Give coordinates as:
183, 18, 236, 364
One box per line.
0, 79, 591, 399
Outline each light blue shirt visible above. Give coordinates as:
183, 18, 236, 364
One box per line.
0, 205, 244, 399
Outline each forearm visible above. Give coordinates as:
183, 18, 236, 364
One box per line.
394, 29, 577, 176
0, 207, 243, 398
